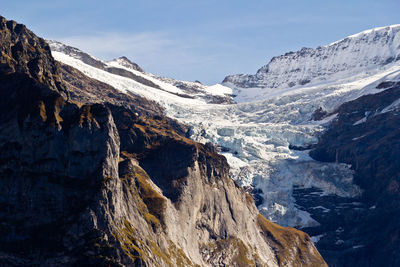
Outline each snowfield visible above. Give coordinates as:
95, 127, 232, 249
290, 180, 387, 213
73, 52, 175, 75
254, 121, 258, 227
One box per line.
50, 25, 400, 228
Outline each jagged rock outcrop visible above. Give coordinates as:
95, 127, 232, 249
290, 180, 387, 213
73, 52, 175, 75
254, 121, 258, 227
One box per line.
112, 56, 144, 73
223, 25, 400, 89
308, 82, 400, 266
0, 16, 326, 266
0, 18, 68, 99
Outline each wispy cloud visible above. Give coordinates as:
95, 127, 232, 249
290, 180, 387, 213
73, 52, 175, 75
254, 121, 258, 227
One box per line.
57, 32, 174, 61
55, 31, 239, 84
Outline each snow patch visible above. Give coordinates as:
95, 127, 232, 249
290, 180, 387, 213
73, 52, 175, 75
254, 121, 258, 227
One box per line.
352, 135, 367, 141
204, 84, 233, 96
381, 97, 400, 113
311, 234, 325, 244
310, 206, 330, 213
51, 32, 400, 229
353, 117, 367, 125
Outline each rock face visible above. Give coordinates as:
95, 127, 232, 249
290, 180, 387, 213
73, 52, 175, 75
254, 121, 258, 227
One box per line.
223, 25, 400, 89
0, 16, 326, 266
308, 82, 400, 266
0, 18, 68, 98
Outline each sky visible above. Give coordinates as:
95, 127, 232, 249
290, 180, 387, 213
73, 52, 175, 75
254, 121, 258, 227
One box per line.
2, 1, 400, 84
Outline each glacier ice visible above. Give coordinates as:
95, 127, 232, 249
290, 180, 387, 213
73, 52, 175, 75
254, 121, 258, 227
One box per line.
50, 25, 400, 228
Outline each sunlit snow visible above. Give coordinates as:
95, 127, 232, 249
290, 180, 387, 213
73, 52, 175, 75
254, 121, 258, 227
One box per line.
51, 25, 400, 228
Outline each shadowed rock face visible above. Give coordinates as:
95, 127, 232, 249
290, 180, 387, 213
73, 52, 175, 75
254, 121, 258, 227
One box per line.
0, 17, 68, 98
0, 16, 327, 266
0, 16, 121, 265
310, 82, 400, 267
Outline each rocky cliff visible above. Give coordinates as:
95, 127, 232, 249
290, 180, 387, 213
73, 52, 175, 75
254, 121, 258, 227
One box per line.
0, 16, 326, 266
308, 81, 400, 266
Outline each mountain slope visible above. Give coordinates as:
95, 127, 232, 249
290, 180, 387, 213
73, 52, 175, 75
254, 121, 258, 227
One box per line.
48, 40, 235, 104
0, 15, 326, 267
223, 24, 400, 102
51, 28, 400, 230
308, 81, 400, 266
49, 23, 400, 267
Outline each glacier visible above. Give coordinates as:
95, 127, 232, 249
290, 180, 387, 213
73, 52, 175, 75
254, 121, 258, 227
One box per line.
49, 24, 400, 228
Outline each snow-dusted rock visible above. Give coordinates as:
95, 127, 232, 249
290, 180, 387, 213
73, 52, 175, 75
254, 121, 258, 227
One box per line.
49, 24, 400, 232
223, 25, 400, 95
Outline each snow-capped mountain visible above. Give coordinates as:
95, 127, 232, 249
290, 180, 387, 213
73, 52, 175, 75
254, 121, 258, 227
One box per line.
49, 25, 400, 225
109, 56, 144, 72
1, 16, 329, 267
49, 25, 400, 266
48, 40, 234, 104
223, 24, 400, 102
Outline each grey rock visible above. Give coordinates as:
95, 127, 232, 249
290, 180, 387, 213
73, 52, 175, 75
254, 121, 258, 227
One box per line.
0, 15, 326, 267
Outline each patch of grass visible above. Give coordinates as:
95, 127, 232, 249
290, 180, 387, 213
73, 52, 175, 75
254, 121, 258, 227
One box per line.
71, 100, 85, 108
257, 214, 326, 266
115, 219, 145, 262
115, 219, 194, 267
38, 101, 47, 122
148, 240, 173, 266
79, 105, 99, 128
132, 117, 196, 151
54, 97, 65, 124
143, 212, 161, 229
201, 237, 256, 267
132, 165, 166, 226
119, 164, 165, 231
168, 241, 193, 267
221, 238, 254, 267
245, 192, 254, 208
133, 123, 147, 133
120, 151, 135, 159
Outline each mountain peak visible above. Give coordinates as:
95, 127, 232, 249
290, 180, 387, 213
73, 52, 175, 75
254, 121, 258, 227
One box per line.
117, 56, 131, 62
109, 56, 144, 72
223, 24, 400, 92
328, 24, 400, 47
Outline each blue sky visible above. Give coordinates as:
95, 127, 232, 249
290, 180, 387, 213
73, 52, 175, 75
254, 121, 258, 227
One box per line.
2, 0, 399, 84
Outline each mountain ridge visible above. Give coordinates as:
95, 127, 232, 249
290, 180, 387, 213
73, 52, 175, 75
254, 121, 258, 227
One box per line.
49, 40, 235, 104
47, 21, 400, 267
223, 24, 400, 96
0, 15, 326, 267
